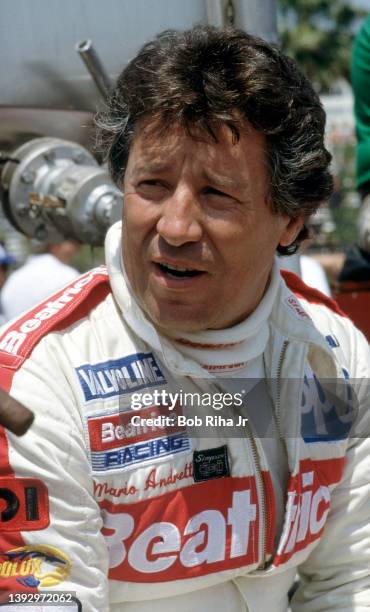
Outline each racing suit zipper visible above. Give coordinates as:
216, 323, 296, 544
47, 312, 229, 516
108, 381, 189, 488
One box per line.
275, 340, 289, 440
212, 378, 271, 567
251, 339, 289, 568
213, 340, 290, 569
244, 418, 270, 568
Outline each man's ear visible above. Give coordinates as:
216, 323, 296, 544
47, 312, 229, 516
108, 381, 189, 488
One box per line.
279, 216, 305, 248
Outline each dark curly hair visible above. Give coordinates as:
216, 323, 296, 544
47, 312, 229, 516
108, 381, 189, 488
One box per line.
96, 26, 333, 254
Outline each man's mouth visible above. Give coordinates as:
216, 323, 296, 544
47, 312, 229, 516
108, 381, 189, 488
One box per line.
156, 262, 204, 279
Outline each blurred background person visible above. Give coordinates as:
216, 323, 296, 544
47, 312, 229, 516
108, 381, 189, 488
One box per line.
0, 242, 15, 324
1, 239, 80, 321
330, 13, 370, 341
0, 242, 15, 290
339, 13, 370, 282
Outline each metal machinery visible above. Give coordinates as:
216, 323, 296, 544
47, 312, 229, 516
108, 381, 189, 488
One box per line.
1, 137, 121, 246
0, 0, 276, 251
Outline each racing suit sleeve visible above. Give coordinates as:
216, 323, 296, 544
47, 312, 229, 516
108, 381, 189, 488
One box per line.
0, 338, 110, 612
291, 321, 370, 611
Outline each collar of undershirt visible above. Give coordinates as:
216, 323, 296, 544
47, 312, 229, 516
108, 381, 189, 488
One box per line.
162, 261, 281, 371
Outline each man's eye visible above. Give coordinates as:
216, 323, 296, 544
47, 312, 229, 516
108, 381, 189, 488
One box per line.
141, 180, 163, 186
204, 187, 230, 198
137, 180, 167, 197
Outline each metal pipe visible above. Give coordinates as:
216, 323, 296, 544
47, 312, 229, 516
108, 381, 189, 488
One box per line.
76, 39, 112, 101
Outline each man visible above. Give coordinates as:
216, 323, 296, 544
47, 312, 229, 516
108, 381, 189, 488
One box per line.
0, 26, 369, 611
1, 239, 80, 321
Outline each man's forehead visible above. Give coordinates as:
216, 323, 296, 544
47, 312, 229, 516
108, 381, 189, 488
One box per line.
128, 116, 263, 168
131, 120, 199, 157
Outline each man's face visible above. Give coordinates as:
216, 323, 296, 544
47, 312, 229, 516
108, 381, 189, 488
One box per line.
122, 120, 302, 332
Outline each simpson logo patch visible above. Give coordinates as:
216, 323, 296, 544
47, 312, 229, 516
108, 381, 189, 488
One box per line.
87, 403, 191, 473
76, 352, 166, 402
193, 446, 230, 482
0, 478, 49, 531
100, 476, 261, 582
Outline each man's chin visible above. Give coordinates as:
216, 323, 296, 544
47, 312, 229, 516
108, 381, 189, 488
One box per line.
143, 302, 212, 334
152, 315, 210, 334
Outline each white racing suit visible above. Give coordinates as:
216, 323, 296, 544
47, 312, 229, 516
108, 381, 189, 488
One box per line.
0, 227, 369, 612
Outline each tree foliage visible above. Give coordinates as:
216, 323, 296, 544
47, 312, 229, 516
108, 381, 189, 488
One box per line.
278, 0, 366, 92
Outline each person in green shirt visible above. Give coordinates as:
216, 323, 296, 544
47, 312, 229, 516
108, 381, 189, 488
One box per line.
339, 15, 370, 280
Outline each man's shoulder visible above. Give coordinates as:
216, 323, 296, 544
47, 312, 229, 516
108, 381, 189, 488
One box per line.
281, 269, 345, 318
280, 269, 349, 335
281, 269, 370, 375
0, 266, 112, 374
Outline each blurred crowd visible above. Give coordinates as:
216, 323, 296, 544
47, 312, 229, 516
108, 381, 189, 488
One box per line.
0, 240, 80, 325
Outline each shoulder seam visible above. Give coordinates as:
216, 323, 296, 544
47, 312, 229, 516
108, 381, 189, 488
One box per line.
0, 266, 111, 371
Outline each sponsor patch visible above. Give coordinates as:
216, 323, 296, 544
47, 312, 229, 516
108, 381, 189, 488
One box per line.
193, 446, 230, 482
92, 432, 190, 473
0, 478, 49, 531
301, 372, 355, 441
285, 296, 311, 320
99, 475, 260, 582
325, 334, 340, 349
76, 352, 166, 402
273, 459, 334, 566
0, 545, 71, 589
87, 403, 191, 473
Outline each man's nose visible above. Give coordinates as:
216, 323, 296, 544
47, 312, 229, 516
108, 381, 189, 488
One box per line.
156, 187, 202, 246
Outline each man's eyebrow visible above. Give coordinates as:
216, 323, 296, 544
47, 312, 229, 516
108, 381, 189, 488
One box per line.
201, 169, 243, 191
130, 163, 248, 193
131, 161, 171, 175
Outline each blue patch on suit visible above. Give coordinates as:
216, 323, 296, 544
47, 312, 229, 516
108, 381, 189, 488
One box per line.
325, 334, 340, 349
76, 352, 166, 402
301, 371, 355, 442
